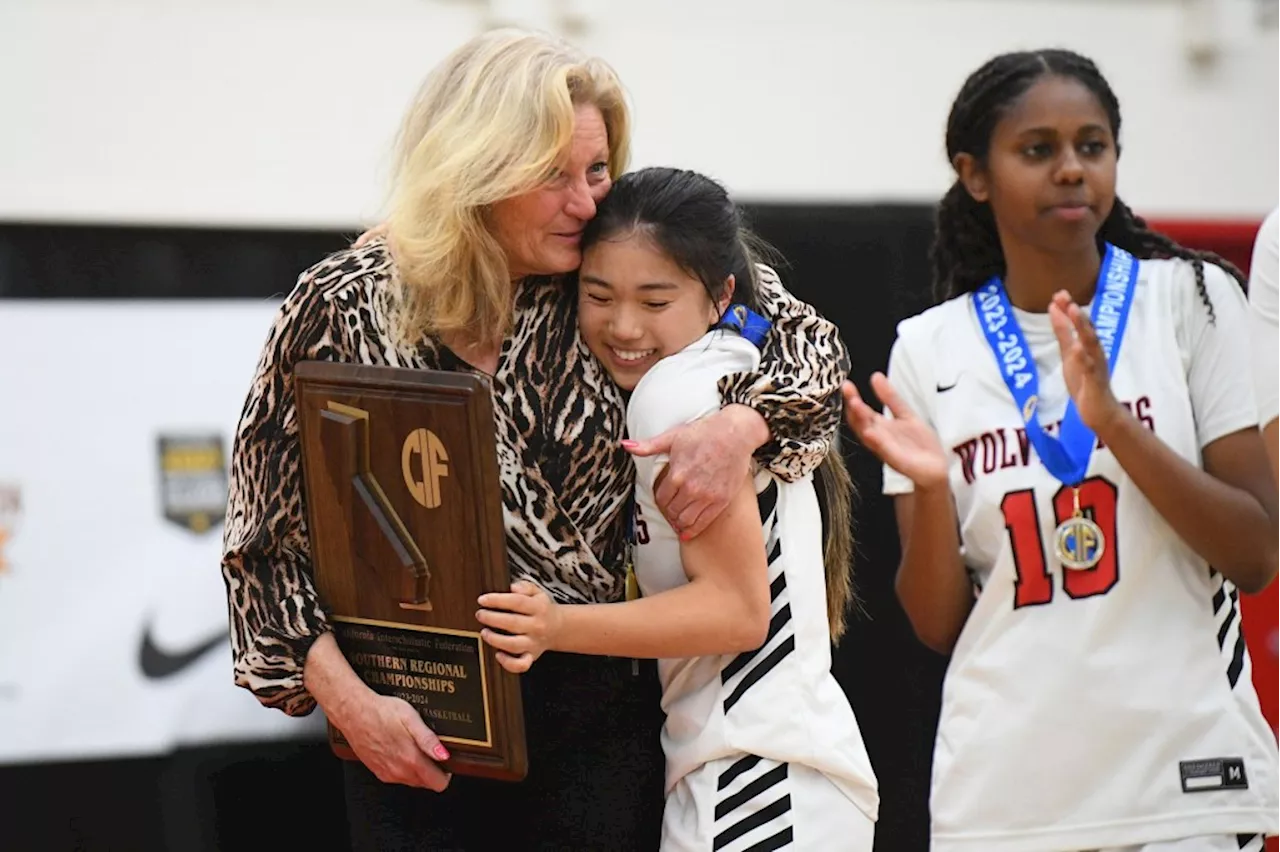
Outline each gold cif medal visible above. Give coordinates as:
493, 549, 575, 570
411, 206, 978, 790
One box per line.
975, 244, 1137, 576
1054, 486, 1105, 570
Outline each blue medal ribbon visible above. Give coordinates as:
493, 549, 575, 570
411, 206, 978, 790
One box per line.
717, 304, 771, 350
972, 243, 1140, 486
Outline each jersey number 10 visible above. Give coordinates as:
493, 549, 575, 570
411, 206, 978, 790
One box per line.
1000, 476, 1120, 608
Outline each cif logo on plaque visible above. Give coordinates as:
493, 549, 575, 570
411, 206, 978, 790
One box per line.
402, 429, 449, 509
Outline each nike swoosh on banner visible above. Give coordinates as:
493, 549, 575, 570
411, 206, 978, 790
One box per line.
138, 626, 227, 679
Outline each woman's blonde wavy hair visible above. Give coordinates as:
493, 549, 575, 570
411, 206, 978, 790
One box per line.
386, 28, 630, 347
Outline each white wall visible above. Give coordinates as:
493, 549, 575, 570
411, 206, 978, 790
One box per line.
0, 0, 1275, 229
0, 302, 326, 763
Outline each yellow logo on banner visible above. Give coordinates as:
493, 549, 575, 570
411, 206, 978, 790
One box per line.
402, 429, 449, 509
157, 435, 228, 534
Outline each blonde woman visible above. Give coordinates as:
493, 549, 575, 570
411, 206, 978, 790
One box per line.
221, 28, 851, 852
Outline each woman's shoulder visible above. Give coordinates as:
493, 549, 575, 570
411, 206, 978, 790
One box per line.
269, 239, 400, 360
894, 293, 971, 346
1138, 254, 1238, 290
1137, 256, 1247, 321
296, 238, 396, 306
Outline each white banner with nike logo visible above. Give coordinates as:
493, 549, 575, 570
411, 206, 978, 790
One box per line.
0, 302, 325, 764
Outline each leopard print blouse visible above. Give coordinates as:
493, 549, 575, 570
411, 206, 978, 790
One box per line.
221, 239, 849, 716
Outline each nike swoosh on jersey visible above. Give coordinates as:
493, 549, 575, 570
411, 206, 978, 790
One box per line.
937, 380, 959, 392
138, 626, 226, 679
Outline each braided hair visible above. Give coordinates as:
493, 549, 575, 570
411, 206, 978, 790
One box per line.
931, 49, 1244, 322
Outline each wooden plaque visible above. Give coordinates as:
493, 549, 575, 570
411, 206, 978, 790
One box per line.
293, 361, 526, 782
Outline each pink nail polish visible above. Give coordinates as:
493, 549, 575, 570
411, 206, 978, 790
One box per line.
434, 745, 450, 761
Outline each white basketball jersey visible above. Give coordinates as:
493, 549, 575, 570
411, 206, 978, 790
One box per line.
882, 259, 1279, 852
1247, 207, 1279, 426
627, 330, 879, 824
